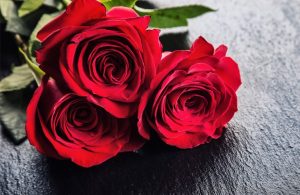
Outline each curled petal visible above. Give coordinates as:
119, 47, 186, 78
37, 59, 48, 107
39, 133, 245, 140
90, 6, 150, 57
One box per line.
26, 77, 61, 159
37, 0, 106, 41
189, 36, 214, 59
214, 45, 227, 59
214, 57, 241, 91
162, 130, 211, 149
36, 26, 86, 83
107, 7, 139, 18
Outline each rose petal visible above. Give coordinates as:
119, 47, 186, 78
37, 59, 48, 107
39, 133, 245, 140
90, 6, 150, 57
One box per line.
36, 26, 86, 81
37, 0, 106, 41
125, 16, 151, 32
162, 51, 171, 60
214, 87, 238, 128
189, 36, 214, 59
157, 50, 190, 77
143, 29, 162, 69
33, 81, 61, 120
162, 131, 209, 149
121, 121, 145, 152
90, 96, 137, 118
215, 57, 241, 91
107, 7, 139, 18
26, 77, 61, 159
214, 45, 227, 59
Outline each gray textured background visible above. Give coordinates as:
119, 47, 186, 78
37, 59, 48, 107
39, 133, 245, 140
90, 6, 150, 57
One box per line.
1, 0, 300, 194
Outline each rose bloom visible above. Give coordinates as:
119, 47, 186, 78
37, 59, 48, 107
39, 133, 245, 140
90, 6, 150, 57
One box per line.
138, 37, 241, 149
26, 77, 144, 167
36, 0, 162, 118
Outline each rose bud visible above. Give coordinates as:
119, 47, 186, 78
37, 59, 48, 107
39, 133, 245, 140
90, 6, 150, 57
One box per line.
36, 0, 162, 118
138, 37, 241, 149
26, 77, 144, 167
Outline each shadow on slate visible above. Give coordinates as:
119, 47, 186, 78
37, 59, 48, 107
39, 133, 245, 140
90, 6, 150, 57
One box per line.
46, 128, 234, 195
135, 0, 156, 9
160, 32, 190, 51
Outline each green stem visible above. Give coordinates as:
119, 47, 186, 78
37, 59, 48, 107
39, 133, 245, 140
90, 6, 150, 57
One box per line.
18, 48, 45, 86
133, 5, 154, 15
62, 0, 71, 7
15, 34, 44, 85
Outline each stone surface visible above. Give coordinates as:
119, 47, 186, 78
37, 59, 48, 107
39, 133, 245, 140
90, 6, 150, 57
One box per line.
0, 0, 300, 194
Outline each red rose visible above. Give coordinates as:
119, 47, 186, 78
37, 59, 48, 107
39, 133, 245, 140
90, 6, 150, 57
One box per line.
36, 0, 162, 118
26, 77, 144, 167
138, 37, 241, 149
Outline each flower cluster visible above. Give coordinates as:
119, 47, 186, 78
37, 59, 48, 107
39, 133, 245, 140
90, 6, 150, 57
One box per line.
26, 0, 241, 167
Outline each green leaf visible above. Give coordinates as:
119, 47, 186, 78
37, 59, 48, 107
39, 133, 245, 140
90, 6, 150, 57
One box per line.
28, 12, 59, 58
102, 0, 137, 10
0, 89, 31, 144
29, 40, 41, 59
0, 65, 34, 92
18, 0, 44, 17
0, 0, 31, 35
61, 0, 71, 7
60, 0, 111, 9
44, 0, 64, 10
134, 5, 215, 28
19, 48, 45, 85
0, 7, 5, 23
99, 0, 111, 2
0, 0, 13, 20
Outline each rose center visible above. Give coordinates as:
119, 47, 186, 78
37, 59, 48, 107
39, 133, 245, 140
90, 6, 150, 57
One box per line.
185, 96, 202, 108
99, 55, 126, 84
180, 91, 211, 115
68, 103, 98, 132
75, 108, 89, 120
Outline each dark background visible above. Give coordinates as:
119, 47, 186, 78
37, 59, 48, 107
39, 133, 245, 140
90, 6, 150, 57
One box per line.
1, 0, 300, 194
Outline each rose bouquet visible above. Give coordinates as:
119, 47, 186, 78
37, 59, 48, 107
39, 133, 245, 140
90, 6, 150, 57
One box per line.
1, 0, 241, 167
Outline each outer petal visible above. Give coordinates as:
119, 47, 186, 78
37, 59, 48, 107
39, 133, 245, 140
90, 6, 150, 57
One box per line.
215, 57, 241, 91
189, 36, 214, 59
36, 26, 86, 81
162, 51, 171, 60
144, 29, 162, 69
107, 7, 139, 18
157, 50, 190, 74
89, 96, 137, 118
162, 132, 210, 149
38, 79, 65, 120
37, 0, 106, 41
25, 77, 61, 159
214, 45, 227, 59
121, 123, 145, 152
214, 87, 238, 128
137, 29, 160, 86
137, 90, 152, 140
125, 16, 150, 32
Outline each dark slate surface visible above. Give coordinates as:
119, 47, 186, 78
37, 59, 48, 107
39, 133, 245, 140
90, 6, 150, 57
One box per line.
1, 0, 300, 194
